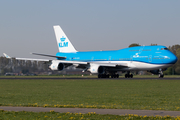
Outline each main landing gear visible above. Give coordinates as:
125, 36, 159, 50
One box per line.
98, 74, 110, 78
111, 74, 119, 78
98, 73, 119, 78
125, 71, 133, 78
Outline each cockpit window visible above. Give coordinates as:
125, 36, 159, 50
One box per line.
161, 48, 169, 50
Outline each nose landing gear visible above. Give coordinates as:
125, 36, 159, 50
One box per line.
159, 69, 164, 78
159, 74, 164, 78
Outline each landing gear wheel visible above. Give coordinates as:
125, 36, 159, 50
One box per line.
125, 72, 133, 78
117, 74, 119, 78
106, 74, 110, 78
110, 74, 119, 78
158, 69, 164, 78
159, 74, 164, 78
98, 74, 110, 78
130, 74, 133, 78
125, 74, 128, 78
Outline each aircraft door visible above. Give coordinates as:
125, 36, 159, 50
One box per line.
108, 56, 111, 63
130, 55, 133, 63
91, 57, 94, 61
149, 55, 152, 62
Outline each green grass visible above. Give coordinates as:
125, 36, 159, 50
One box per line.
0, 75, 180, 78
0, 110, 179, 120
0, 75, 97, 79
133, 75, 180, 78
0, 79, 180, 110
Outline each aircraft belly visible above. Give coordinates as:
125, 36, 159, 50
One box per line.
125, 61, 173, 71
92, 61, 173, 71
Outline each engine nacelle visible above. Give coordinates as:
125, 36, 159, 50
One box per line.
89, 64, 105, 74
49, 61, 64, 71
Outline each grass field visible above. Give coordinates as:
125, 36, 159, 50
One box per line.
0, 78, 180, 111
0, 75, 180, 78
0, 110, 179, 120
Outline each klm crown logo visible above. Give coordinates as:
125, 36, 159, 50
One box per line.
60, 36, 66, 42
59, 36, 68, 48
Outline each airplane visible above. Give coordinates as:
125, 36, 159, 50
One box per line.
3, 25, 178, 78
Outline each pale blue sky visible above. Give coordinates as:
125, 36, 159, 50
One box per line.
0, 0, 180, 58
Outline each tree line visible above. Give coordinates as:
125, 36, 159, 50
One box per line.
0, 57, 49, 75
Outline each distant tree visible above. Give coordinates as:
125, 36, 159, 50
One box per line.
176, 48, 180, 58
1, 68, 12, 75
163, 67, 172, 75
175, 67, 180, 75
22, 69, 29, 74
26, 60, 32, 72
168, 44, 180, 55
0, 57, 52, 75
129, 43, 140, 47
151, 44, 157, 46
175, 48, 180, 74
168, 45, 180, 75
32, 61, 38, 71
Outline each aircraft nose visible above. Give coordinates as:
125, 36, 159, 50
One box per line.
171, 54, 178, 64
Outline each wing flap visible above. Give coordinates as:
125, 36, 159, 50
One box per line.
31, 53, 66, 59
53, 60, 88, 64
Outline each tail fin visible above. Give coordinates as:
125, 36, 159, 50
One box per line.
3, 53, 11, 58
53, 25, 77, 53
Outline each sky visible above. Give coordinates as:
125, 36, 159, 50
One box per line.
0, 0, 180, 58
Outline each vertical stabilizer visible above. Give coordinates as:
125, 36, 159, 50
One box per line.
3, 53, 11, 58
53, 25, 77, 53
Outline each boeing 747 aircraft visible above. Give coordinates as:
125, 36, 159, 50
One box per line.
4, 25, 177, 78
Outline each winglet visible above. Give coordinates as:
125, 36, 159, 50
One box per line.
3, 53, 11, 58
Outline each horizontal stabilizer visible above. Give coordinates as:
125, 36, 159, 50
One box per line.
31, 53, 66, 59
52, 60, 88, 64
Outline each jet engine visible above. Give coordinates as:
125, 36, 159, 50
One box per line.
89, 64, 105, 74
49, 61, 64, 71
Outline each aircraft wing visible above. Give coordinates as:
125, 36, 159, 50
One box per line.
3, 53, 50, 62
31, 53, 126, 67
3, 53, 88, 65
16, 58, 49, 62
3, 53, 128, 69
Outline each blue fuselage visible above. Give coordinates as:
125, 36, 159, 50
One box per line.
56, 45, 177, 65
